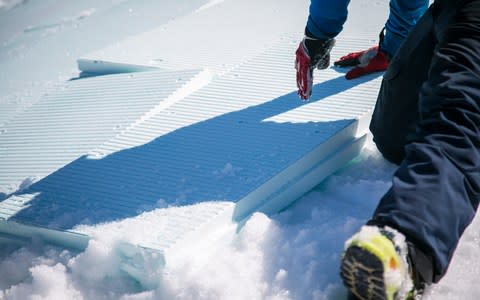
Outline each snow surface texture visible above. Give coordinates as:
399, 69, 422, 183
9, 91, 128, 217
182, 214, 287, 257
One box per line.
0, 1, 382, 259
1, 0, 480, 300
2, 143, 480, 299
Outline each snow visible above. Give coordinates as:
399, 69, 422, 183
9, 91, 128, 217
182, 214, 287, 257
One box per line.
195, 0, 226, 13
0, 144, 387, 300
1, 0, 480, 299
0, 0, 23, 11
2, 142, 479, 299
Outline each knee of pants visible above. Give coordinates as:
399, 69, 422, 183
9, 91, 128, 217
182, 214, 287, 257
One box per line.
368, 81, 417, 165
370, 121, 406, 165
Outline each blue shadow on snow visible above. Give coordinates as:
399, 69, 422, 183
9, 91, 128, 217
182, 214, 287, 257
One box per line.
8, 73, 380, 230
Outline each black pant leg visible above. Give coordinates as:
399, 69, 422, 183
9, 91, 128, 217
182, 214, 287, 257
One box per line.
369, 7, 435, 164
372, 0, 480, 283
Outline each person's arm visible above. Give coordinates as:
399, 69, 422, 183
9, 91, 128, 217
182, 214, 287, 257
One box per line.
334, 0, 429, 80
295, 0, 350, 100
382, 0, 430, 57
306, 0, 350, 40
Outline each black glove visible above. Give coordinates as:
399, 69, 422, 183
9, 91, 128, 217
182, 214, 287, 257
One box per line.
303, 36, 335, 70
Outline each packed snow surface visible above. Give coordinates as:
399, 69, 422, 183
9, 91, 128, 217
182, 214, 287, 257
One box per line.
1, 0, 480, 299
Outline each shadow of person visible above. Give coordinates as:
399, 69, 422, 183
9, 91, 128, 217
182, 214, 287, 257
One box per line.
9, 72, 380, 230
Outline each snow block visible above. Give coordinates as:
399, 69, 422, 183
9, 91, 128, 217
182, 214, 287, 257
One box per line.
77, 60, 158, 76
0, 37, 382, 272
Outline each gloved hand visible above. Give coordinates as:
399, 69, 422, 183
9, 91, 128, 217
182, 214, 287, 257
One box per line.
295, 37, 335, 100
334, 45, 389, 80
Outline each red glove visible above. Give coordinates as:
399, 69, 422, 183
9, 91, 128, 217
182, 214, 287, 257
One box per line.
295, 42, 313, 100
334, 46, 389, 80
295, 37, 335, 100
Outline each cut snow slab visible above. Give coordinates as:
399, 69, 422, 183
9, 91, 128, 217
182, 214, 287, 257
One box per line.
0, 0, 209, 127
0, 36, 382, 276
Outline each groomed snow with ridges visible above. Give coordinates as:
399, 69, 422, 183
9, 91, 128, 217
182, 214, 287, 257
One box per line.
1, 0, 479, 299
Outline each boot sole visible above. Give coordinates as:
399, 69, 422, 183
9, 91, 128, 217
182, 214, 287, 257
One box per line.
340, 245, 390, 300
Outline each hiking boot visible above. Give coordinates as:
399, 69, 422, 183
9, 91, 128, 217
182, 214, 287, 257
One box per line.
340, 225, 420, 300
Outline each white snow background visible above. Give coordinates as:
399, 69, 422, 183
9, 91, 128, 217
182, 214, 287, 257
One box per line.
1, 0, 480, 299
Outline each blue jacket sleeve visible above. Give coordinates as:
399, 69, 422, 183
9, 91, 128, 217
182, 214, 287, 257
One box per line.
306, 0, 350, 39
306, 0, 428, 56
381, 0, 429, 56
